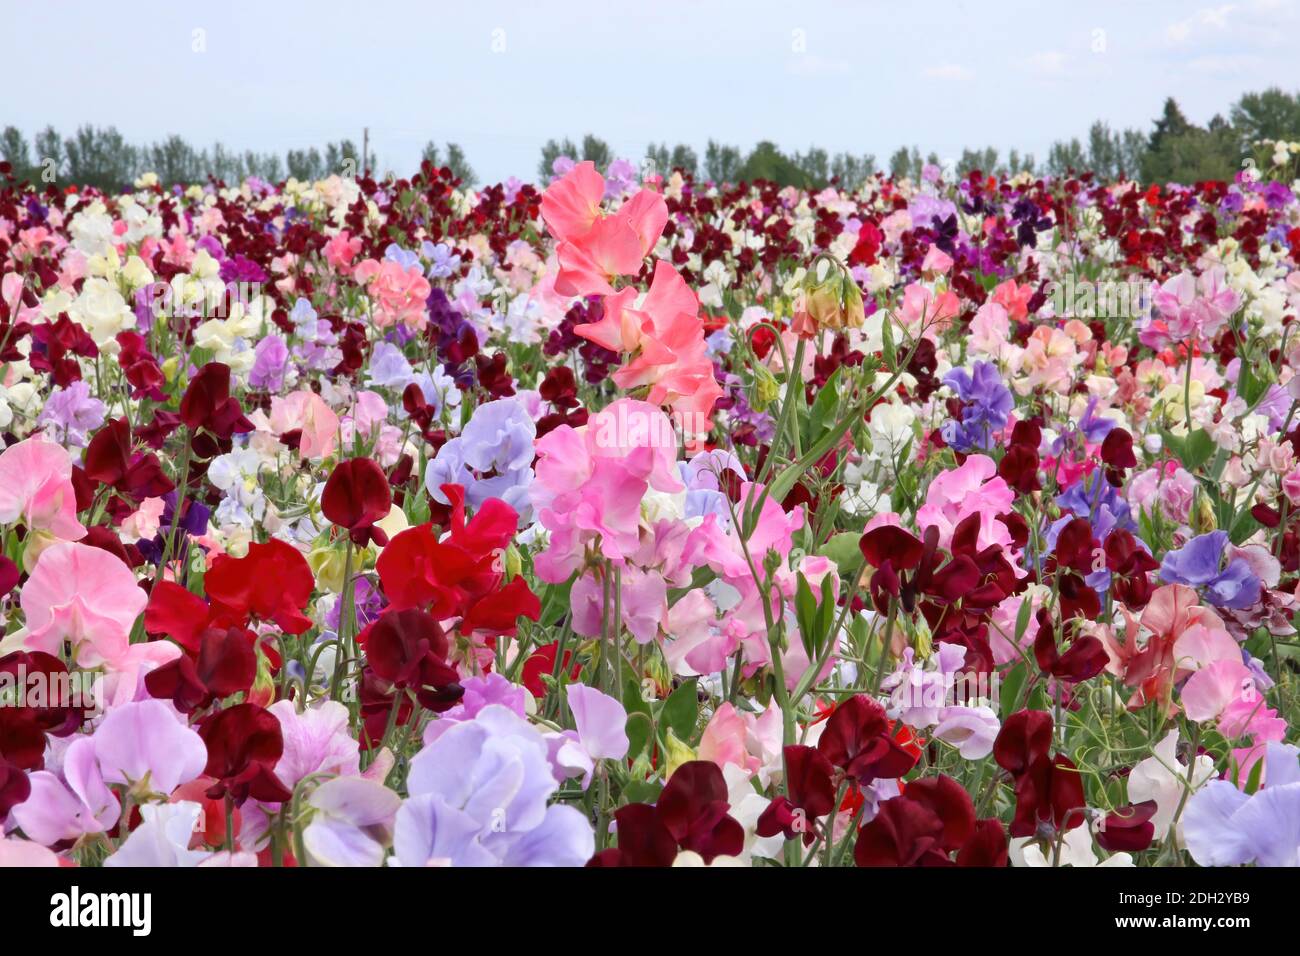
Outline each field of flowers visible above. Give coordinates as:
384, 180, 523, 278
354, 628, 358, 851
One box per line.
1, 144, 1300, 869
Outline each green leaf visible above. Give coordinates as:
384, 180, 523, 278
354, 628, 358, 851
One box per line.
808, 366, 842, 445
794, 572, 820, 659
660, 679, 699, 741
818, 532, 863, 575
1163, 427, 1216, 472
625, 712, 653, 761
1000, 662, 1027, 720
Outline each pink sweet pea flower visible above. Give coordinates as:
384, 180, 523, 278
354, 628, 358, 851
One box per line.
20, 541, 147, 667
915, 454, 1016, 554
93, 699, 208, 796
0, 434, 87, 542
541, 161, 667, 297
354, 258, 432, 330
270, 389, 340, 460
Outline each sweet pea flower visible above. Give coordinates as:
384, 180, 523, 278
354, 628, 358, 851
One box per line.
19, 541, 147, 666
104, 801, 213, 867
1184, 741, 1300, 866
915, 454, 1017, 554
551, 684, 630, 787
1160, 531, 1262, 610
0, 434, 87, 543
269, 389, 340, 460
1126, 728, 1216, 844
354, 257, 432, 331
394, 705, 594, 867
92, 699, 208, 796
12, 738, 120, 846
302, 776, 401, 867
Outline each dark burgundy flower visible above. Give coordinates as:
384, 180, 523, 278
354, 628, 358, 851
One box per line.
198, 702, 292, 804
588, 760, 744, 866
179, 362, 253, 439
1033, 611, 1108, 684
1100, 427, 1137, 486
322, 457, 392, 547
1009, 754, 1087, 838
362, 609, 463, 713
993, 710, 1054, 777
83, 418, 174, 500
817, 695, 917, 785
1096, 800, 1157, 853
855, 792, 949, 866
757, 745, 835, 842
0, 755, 31, 819
145, 626, 258, 714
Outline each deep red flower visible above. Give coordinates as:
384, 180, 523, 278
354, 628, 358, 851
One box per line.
83, 418, 175, 500
115, 331, 166, 401
179, 362, 254, 439
1033, 610, 1108, 684
198, 703, 293, 805
855, 777, 1005, 867
145, 626, 258, 714
1100, 427, 1137, 486
1096, 800, 1157, 853
757, 745, 835, 842
854, 792, 948, 866
29, 315, 97, 387
1009, 754, 1087, 838
205, 539, 314, 634
322, 457, 392, 547
817, 695, 917, 785
0, 556, 19, 600
588, 761, 744, 866
361, 609, 463, 713
993, 709, 1054, 777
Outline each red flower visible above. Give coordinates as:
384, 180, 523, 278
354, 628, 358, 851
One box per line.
144, 580, 211, 652
588, 760, 744, 866
361, 609, 463, 713
994, 710, 1086, 838
817, 695, 917, 785
83, 418, 175, 500
1096, 800, 1157, 853
520, 643, 579, 698
1033, 609, 1108, 684
854, 775, 1006, 867
322, 457, 392, 547
377, 485, 539, 638
198, 703, 292, 805
0, 755, 31, 820
179, 362, 253, 439
115, 331, 166, 401
205, 539, 314, 634
756, 745, 835, 843
145, 626, 258, 714
1100, 427, 1137, 486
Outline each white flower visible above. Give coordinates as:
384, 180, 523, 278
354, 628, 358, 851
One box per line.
1010, 824, 1133, 867
1126, 728, 1216, 845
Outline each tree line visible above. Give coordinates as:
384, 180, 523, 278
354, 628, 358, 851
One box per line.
4, 87, 1298, 193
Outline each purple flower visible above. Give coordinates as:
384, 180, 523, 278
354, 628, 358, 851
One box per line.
1184, 741, 1300, 866
1160, 531, 1262, 610
425, 397, 535, 518
940, 361, 1012, 452
393, 704, 594, 866
365, 341, 415, 390
249, 334, 290, 391
37, 380, 105, 447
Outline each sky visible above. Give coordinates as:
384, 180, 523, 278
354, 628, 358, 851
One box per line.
5, 0, 1299, 184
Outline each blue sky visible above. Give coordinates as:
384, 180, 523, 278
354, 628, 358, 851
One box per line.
5, 0, 1298, 183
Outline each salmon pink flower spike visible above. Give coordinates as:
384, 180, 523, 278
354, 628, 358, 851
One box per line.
542, 161, 667, 296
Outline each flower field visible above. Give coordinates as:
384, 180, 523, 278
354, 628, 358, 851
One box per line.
1, 144, 1300, 870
